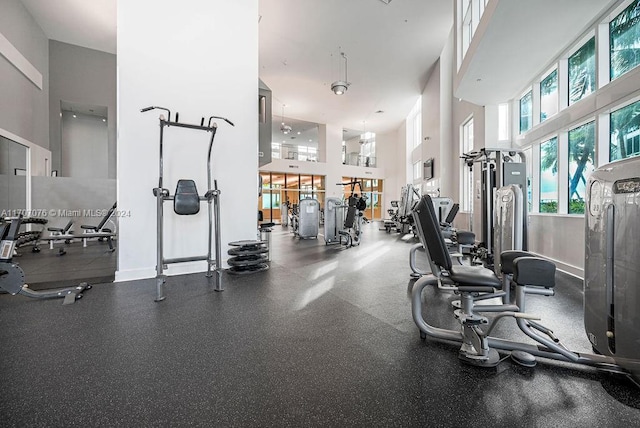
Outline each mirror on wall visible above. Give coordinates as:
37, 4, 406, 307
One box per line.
0, 135, 28, 216
59, 101, 109, 179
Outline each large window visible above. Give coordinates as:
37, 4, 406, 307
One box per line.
407, 97, 422, 149
611, 100, 640, 161
341, 177, 384, 220
259, 172, 325, 223
523, 147, 533, 212
519, 91, 533, 134
540, 70, 558, 122
498, 103, 509, 141
610, 0, 640, 80
413, 160, 422, 181
360, 132, 376, 167
459, 0, 488, 61
568, 121, 596, 214
461, 118, 474, 211
539, 137, 558, 213
569, 37, 596, 105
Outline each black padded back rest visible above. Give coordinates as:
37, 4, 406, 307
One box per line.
63, 219, 74, 232
513, 257, 556, 288
444, 203, 459, 224
413, 195, 452, 271
174, 180, 200, 215
344, 196, 357, 228
96, 202, 117, 229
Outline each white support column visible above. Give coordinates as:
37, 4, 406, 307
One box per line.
116, 0, 259, 281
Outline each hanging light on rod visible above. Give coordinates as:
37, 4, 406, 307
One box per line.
331, 52, 350, 95
280, 104, 292, 134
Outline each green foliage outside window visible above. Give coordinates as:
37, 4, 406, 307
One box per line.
520, 91, 533, 134
569, 37, 595, 105
610, 100, 640, 161
610, 0, 640, 80
568, 122, 596, 214
540, 70, 558, 122
540, 137, 558, 213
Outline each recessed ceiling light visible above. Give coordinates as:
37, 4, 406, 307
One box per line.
73, 114, 77, 118
297, 131, 301, 135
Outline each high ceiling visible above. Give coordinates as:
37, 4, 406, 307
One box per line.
21, 0, 117, 54
19, 0, 453, 137
259, 0, 453, 135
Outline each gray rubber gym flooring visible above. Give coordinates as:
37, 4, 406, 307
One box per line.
1, 223, 639, 427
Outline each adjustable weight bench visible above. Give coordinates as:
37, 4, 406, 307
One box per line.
79, 202, 117, 249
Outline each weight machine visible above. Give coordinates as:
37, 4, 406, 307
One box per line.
141, 106, 234, 302
461, 148, 527, 264
324, 180, 367, 247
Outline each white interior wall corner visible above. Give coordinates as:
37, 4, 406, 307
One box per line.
116, 0, 258, 280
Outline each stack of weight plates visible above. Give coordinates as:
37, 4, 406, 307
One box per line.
227, 240, 269, 275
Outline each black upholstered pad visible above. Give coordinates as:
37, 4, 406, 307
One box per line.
513, 257, 556, 288
500, 250, 533, 274
449, 265, 501, 289
174, 180, 200, 215
456, 231, 475, 245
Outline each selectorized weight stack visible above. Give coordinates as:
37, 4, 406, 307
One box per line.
584, 156, 640, 383
141, 106, 234, 302
461, 148, 528, 265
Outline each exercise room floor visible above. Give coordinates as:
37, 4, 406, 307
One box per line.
13, 239, 116, 288
1, 223, 638, 427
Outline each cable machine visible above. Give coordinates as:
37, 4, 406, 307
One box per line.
141, 106, 234, 302
461, 148, 527, 264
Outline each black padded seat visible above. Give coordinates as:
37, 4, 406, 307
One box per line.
500, 250, 534, 274
449, 265, 501, 289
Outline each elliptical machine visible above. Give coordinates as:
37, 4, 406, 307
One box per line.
141, 106, 234, 302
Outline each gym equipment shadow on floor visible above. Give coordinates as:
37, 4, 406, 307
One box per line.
0, 224, 638, 427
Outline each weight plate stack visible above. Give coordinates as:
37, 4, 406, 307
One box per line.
227, 240, 269, 275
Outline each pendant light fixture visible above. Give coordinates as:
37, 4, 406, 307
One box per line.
280, 104, 292, 134
331, 52, 350, 95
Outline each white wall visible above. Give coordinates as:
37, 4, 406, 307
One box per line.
375, 130, 401, 210
116, 0, 258, 281
61, 112, 108, 178
0, 0, 49, 149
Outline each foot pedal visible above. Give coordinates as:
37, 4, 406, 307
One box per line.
511, 350, 536, 367
459, 348, 500, 367
62, 292, 78, 305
